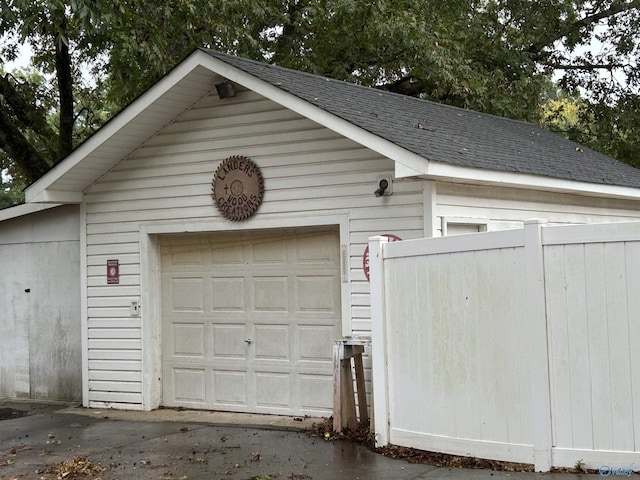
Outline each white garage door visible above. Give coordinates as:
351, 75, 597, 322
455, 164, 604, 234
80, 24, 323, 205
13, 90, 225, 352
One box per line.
160, 228, 341, 416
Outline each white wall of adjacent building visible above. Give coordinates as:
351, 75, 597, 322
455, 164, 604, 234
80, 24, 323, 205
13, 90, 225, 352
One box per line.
0, 204, 81, 401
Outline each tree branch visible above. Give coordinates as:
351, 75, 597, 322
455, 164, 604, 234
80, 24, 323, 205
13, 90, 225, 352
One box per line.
0, 108, 52, 182
548, 62, 631, 71
0, 74, 59, 160
528, 0, 640, 56
383, 75, 427, 97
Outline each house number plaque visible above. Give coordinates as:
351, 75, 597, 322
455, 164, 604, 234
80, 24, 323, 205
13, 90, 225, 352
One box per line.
212, 155, 264, 221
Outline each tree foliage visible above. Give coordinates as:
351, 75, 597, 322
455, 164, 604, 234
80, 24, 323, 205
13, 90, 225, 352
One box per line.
2, 0, 640, 207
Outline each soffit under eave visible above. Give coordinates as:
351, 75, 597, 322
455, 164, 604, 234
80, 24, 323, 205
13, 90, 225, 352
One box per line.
25, 62, 221, 203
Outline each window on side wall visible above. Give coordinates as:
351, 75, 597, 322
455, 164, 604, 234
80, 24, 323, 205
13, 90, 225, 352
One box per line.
441, 217, 488, 236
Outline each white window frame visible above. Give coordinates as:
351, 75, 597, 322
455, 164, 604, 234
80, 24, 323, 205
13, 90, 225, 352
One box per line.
441, 216, 488, 236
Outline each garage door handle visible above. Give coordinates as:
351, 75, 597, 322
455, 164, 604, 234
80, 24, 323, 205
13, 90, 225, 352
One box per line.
244, 339, 252, 344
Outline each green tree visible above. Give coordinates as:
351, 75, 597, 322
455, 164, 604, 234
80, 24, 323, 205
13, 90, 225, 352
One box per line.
2, 0, 640, 207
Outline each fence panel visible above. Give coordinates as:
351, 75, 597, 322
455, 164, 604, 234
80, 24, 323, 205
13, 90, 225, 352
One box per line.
372, 221, 640, 471
382, 233, 535, 464
543, 236, 640, 467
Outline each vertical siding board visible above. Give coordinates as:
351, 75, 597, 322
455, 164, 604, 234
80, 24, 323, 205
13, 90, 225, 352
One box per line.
502, 248, 524, 445
462, 250, 482, 441
421, 254, 437, 435
479, 249, 498, 441
545, 244, 572, 448
564, 243, 594, 450
432, 253, 452, 436
584, 242, 614, 450
489, 248, 514, 443
604, 242, 635, 451
451, 251, 469, 439
476, 249, 496, 442
415, 254, 430, 435
515, 247, 534, 445
442, 252, 462, 438
426, 254, 443, 436
624, 241, 640, 450
388, 257, 412, 430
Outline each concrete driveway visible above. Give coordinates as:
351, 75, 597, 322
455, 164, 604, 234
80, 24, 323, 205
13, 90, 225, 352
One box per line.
0, 400, 596, 480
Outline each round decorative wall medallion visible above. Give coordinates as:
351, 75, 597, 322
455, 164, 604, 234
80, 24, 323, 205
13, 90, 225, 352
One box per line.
211, 155, 264, 221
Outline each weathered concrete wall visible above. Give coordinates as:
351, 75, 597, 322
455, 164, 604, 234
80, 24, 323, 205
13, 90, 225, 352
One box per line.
0, 204, 81, 401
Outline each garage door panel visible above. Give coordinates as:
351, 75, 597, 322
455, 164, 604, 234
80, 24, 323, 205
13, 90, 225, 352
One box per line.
162, 228, 340, 415
252, 239, 288, 264
254, 325, 290, 360
253, 277, 289, 311
169, 277, 205, 312
298, 326, 335, 362
295, 276, 339, 312
172, 368, 206, 403
172, 323, 206, 358
255, 372, 290, 408
210, 245, 245, 264
168, 247, 206, 266
213, 370, 247, 406
212, 324, 247, 359
295, 234, 338, 263
300, 374, 333, 409
211, 277, 245, 311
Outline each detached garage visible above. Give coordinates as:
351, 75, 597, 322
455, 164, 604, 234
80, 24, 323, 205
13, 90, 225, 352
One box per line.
5, 48, 640, 414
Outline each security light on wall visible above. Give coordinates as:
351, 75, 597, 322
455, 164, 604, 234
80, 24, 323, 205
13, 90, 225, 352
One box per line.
375, 175, 393, 197
215, 82, 236, 99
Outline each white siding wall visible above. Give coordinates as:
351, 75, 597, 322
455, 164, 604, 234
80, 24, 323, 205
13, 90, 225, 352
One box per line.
83, 90, 425, 408
436, 182, 640, 234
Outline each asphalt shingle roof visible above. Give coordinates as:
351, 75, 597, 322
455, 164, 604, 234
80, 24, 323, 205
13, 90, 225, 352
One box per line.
203, 49, 640, 189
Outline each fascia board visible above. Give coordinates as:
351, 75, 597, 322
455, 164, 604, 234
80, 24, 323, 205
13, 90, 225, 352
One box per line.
0, 203, 62, 222
423, 160, 640, 200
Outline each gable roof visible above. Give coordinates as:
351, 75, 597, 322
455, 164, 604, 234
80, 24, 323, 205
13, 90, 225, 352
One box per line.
21, 48, 640, 206
202, 49, 640, 189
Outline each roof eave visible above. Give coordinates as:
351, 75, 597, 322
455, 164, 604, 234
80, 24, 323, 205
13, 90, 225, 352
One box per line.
0, 203, 64, 222
21, 49, 640, 206
412, 160, 640, 200
25, 50, 218, 204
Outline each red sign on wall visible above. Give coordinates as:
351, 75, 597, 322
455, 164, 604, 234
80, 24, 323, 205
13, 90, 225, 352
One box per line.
363, 234, 402, 281
107, 259, 119, 284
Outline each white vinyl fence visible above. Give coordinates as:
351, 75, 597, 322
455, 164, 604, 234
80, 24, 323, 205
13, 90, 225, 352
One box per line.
369, 220, 640, 472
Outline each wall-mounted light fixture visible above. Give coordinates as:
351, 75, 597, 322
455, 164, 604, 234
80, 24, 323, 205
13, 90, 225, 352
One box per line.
374, 176, 393, 197
215, 82, 236, 99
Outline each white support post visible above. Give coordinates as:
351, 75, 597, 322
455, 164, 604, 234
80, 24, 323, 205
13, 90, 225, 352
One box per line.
80, 202, 89, 407
369, 235, 390, 447
423, 180, 438, 238
524, 219, 553, 471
